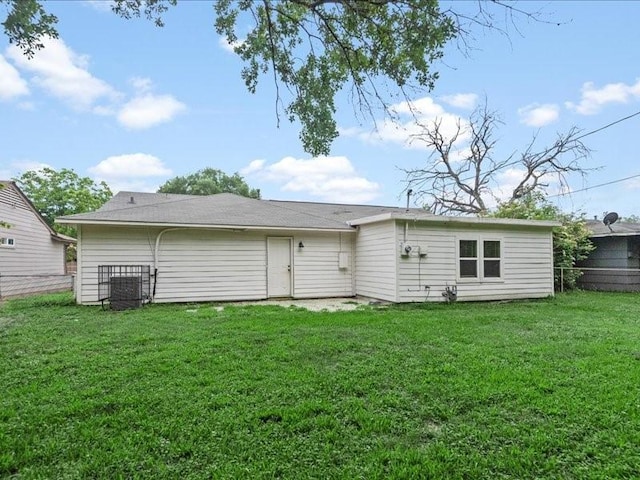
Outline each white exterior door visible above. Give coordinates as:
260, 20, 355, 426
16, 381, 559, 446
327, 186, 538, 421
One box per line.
267, 237, 292, 297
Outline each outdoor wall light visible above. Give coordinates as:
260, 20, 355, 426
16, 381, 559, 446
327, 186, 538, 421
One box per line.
298, 241, 305, 249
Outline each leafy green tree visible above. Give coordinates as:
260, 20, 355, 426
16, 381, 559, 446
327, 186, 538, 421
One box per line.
0, 0, 58, 57
15, 167, 112, 238
622, 214, 640, 223
157, 168, 260, 198
1, 0, 541, 156
491, 192, 594, 292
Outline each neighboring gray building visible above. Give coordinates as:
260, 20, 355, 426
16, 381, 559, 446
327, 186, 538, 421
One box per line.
0, 181, 75, 298
57, 192, 559, 306
577, 220, 640, 292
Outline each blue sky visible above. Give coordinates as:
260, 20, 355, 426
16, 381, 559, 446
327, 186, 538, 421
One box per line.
1, 1, 640, 218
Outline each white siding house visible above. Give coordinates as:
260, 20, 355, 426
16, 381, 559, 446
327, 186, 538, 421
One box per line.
354, 221, 397, 301
0, 181, 74, 298
350, 215, 555, 303
58, 192, 558, 306
76, 224, 355, 305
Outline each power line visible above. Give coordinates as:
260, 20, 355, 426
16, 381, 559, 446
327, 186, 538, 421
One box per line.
546, 173, 640, 198
482, 108, 640, 177
574, 110, 640, 141
412, 108, 640, 192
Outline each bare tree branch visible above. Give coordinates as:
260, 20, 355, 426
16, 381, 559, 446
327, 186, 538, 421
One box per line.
403, 103, 592, 216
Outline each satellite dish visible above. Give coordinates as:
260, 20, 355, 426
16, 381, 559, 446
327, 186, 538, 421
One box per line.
603, 211, 619, 232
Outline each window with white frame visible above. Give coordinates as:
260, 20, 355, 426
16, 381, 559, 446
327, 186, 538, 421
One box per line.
459, 239, 478, 278
0, 237, 15, 248
458, 238, 502, 280
483, 240, 501, 278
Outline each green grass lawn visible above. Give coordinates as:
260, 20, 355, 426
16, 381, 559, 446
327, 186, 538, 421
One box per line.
1, 292, 640, 479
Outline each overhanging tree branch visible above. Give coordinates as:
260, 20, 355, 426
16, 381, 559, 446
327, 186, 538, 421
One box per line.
3, 0, 554, 155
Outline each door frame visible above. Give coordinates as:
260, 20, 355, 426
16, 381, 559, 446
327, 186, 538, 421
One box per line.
266, 236, 293, 297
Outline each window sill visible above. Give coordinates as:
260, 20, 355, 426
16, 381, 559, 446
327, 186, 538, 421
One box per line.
457, 277, 504, 284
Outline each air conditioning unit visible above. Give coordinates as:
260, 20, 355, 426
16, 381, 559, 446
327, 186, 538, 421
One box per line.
98, 265, 151, 310
110, 276, 142, 311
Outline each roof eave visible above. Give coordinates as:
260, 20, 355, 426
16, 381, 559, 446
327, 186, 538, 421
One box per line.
349, 212, 560, 228
50, 232, 77, 243
590, 232, 640, 238
55, 218, 355, 233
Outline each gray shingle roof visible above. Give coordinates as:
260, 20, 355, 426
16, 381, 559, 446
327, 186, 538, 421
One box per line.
586, 219, 640, 237
57, 192, 427, 230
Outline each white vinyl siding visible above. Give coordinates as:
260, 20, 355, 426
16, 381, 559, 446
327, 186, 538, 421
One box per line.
76, 226, 355, 304
74, 216, 555, 305
395, 221, 554, 302
154, 229, 267, 303
354, 221, 397, 302
77, 225, 156, 304
0, 184, 65, 276
293, 232, 354, 298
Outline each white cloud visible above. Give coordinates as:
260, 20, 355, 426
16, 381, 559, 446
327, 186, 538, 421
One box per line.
518, 103, 560, 127
130, 76, 153, 93
117, 94, 186, 129
83, 0, 114, 12
89, 153, 172, 180
566, 79, 640, 115
492, 167, 568, 207
100, 179, 162, 195
0, 159, 53, 181
11, 161, 54, 174
493, 168, 528, 204
391, 96, 445, 117
6, 37, 119, 110
242, 155, 381, 203
0, 54, 29, 100
240, 159, 266, 176
218, 36, 245, 53
440, 93, 478, 110
343, 95, 468, 150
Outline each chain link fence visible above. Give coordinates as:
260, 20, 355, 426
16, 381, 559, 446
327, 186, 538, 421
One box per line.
0, 274, 75, 299
555, 266, 640, 293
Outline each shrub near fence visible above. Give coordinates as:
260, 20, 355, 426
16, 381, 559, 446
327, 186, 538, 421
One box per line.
0, 274, 74, 299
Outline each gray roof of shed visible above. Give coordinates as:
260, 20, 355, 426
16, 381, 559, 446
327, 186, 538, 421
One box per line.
57, 192, 427, 231
586, 219, 640, 237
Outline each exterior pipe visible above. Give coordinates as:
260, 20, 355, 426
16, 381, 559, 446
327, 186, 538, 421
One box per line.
152, 228, 190, 301
151, 226, 248, 301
